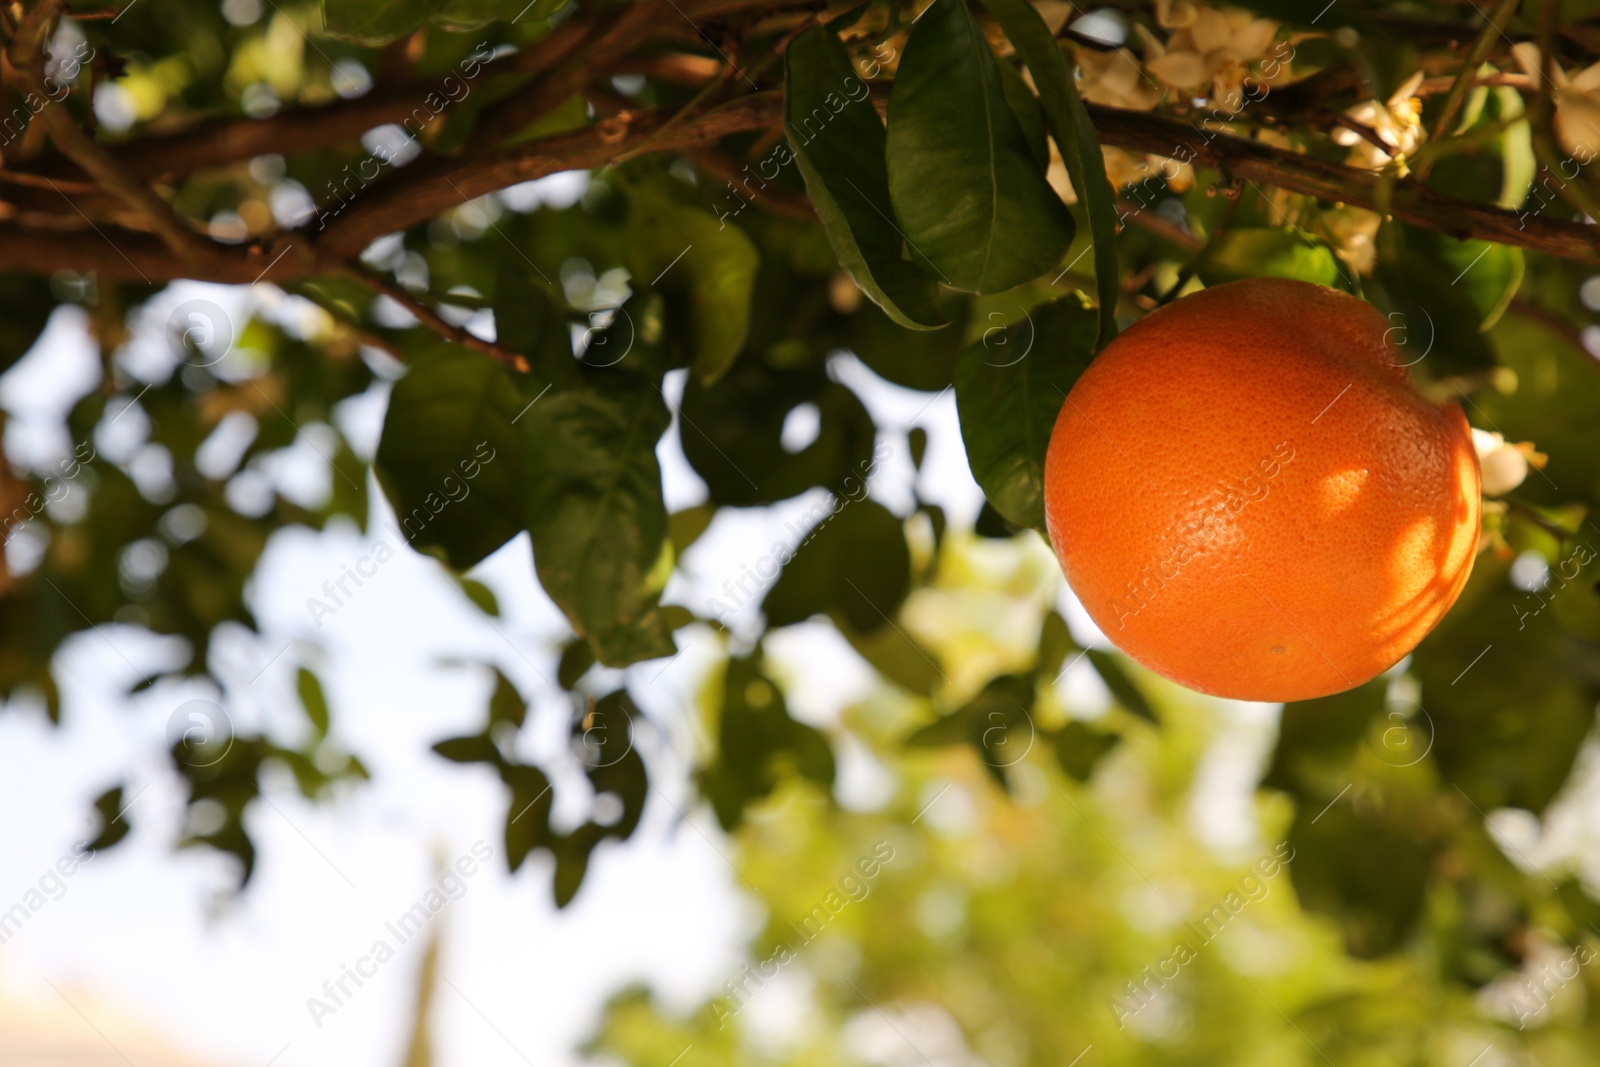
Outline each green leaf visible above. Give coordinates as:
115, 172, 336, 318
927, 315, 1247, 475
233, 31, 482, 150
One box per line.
1412, 232, 1524, 331
502, 763, 553, 873
522, 383, 677, 666
0, 272, 56, 375
296, 667, 330, 739
981, 0, 1119, 347
1371, 237, 1499, 376
487, 668, 526, 730
1261, 681, 1387, 798
432, 734, 501, 764
1199, 228, 1343, 288
1035, 609, 1075, 678
87, 785, 131, 852
1085, 649, 1157, 724
557, 637, 596, 689
837, 613, 944, 696
885, 0, 1075, 294
844, 295, 969, 390
668, 503, 717, 555
625, 188, 759, 384
374, 344, 527, 570
784, 24, 946, 330
1286, 798, 1435, 958
700, 655, 836, 831
995, 59, 1050, 171
1054, 721, 1120, 781
762, 498, 912, 633
953, 296, 1096, 533
459, 577, 499, 616
494, 248, 576, 387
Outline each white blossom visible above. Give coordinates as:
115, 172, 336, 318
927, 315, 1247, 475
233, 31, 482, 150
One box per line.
1333, 71, 1426, 170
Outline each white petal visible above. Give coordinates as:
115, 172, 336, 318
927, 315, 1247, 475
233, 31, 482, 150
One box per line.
1480, 447, 1529, 496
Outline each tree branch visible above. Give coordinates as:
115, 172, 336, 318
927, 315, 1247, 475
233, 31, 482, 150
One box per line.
6, 95, 1600, 285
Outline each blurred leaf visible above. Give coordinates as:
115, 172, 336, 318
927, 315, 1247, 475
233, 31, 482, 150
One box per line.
762, 498, 911, 633
494, 245, 576, 387
502, 763, 553, 873
1199, 228, 1343, 288
1286, 796, 1437, 958
784, 24, 946, 329
668, 503, 717, 555
1261, 680, 1388, 798
522, 383, 677, 666
844, 296, 968, 391
700, 654, 836, 831
837, 613, 944, 695
487, 668, 526, 730
459, 577, 500, 616
432, 734, 501, 765
87, 785, 131, 852
680, 365, 877, 507
1054, 721, 1120, 781
1085, 649, 1157, 724
1411, 232, 1524, 331
557, 637, 596, 689
1035, 610, 1075, 678
625, 188, 759, 384
954, 297, 1096, 533
375, 344, 527, 570
886, 0, 1074, 293
0, 273, 56, 375
296, 667, 330, 739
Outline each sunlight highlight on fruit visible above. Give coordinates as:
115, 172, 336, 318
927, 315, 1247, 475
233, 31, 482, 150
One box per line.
1044, 278, 1482, 702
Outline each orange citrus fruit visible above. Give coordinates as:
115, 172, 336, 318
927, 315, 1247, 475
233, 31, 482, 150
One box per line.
1043, 278, 1481, 702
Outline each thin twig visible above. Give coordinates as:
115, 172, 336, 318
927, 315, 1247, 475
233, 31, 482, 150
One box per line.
336, 263, 530, 373
1414, 0, 1521, 181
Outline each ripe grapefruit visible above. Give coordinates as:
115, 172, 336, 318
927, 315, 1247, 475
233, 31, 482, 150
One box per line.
1043, 278, 1481, 702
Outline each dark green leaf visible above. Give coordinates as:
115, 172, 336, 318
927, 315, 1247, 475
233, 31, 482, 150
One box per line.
1035, 609, 1075, 679
668, 503, 717, 554
375, 344, 526, 570
297, 667, 330, 739
0, 273, 56, 375
502, 763, 553, 873
494, 248, 576, 387
87, 785, 131, 852
885, 0, 1074, 293
762, 498, 911, 633
1054, 720, 1120, 781
459, 577, 500, 616
954, 296, 1096, 533
522, 383, 677, 666
487, 668, 526, 730
432, 734, 501, 765
785, 24, 946, 329
625, 187, 759, 384
982, 0, 1119, 346
1086, 649, 1156, 724
557, 637, 596, 689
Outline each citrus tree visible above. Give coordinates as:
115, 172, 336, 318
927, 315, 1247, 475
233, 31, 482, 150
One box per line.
4, 0, 1600, 1041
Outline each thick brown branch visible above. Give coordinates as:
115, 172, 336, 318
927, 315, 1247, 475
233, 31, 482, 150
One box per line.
6, 95, 1600, 287
1091, 104, 1600, 261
